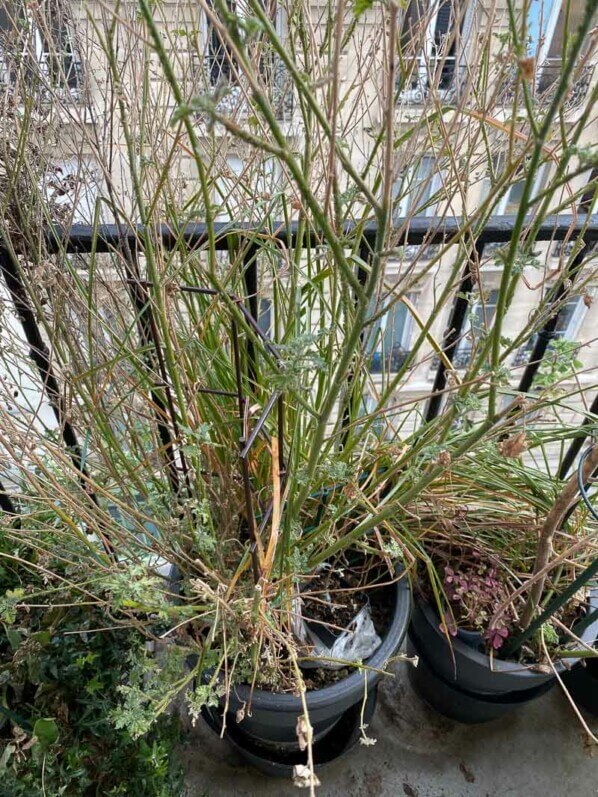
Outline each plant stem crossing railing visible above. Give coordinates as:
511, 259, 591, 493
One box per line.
0, 214, 596, 528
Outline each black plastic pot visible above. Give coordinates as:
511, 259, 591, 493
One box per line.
407, 595, 598, 724
203, 573, 411, 764
562, 658, 598, 715
561, 589, 598, 716
202, 687, 378, 777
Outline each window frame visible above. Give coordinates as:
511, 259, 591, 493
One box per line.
0, 2, 82, 97
452, 288, 500, 368
512, 290, 591, 365
394, 155, 444, 218
202, 0, 285, 88
367, 292, 416, 375
398, 0, 473, 103
489, 159, 548, 217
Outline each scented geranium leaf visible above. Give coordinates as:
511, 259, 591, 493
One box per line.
0, 588, 25, 624
102, 564, 166, 612
185, 683, 221, 726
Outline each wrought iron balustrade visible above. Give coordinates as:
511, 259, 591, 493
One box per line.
200, 53, 293, 120
396, 63, 467, 105
0, 213, 596, 520
498, 60, 595, 112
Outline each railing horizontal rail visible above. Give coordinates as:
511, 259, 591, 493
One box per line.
43, 214, 598, 253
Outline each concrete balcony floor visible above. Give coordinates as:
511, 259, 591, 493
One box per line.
182, 660, 597, 796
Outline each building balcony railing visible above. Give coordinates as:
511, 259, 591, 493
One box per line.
396, 61, 465, 105
397, 59, 594, 112
0, 213, 595, 515
369, 347, 411, 374
203, 54, 294, 121
498, 60, 595, 112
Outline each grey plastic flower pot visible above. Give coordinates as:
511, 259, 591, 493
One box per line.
562, 657, 598, 715
407, 593, 598, 724
561, 588, 598, 716
202, 686, 378, 777
203, 573, 411, 758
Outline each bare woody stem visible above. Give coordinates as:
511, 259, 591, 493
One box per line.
520, 444, 598, 629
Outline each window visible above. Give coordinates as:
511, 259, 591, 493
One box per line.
484, 155, 547, 216
552, 240, 577, 259
257, 298, 272, 338
215, 156, 244, 221
453, 289, 499, 368
215, 156, 280, 220
398, 0, 470, 102
44, 159, 101, 224
513, 293, 589, 365
527, 0, 587, 93
203, 0, 291, 117
402, 243, 442, 260
367, 294, 415, 374
0, 1, 81, 95
394, 156, 444, 218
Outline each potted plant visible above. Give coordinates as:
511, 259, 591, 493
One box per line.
402, 436, 598, 724
0, 0, 596, 789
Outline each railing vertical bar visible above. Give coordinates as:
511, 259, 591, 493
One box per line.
559, 393, 598, 479
0, 248, 97, 501
518, 171, 596, 395
342, 239, 370, 438
424, 241, 483, 422
517, 241, 590, 395
231, 318, 261, 583
121, 236, 185, 495
242, 241, 259, 386
0, 482, 18, 516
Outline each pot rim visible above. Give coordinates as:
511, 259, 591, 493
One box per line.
230, 571, 412, 709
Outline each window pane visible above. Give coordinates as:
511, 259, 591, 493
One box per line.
395, 156, 436, 217
434, 0, 457, 89
455, 289, 499, 366
258, 298, 272, 337
368, 297, 412, 373
503, 179, 525, 214
553, 296, 581, 336
471, 289, 499, 337
527, 0, 555, 55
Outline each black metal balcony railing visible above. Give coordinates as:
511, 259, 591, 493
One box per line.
0, 214, 596, 520
397, 59, 595, 111
369, 346, 410, 374
498, 60, 595, 112
203, 53, 294, 120
396, 62, 466, 105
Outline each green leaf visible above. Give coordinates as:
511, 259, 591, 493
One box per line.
353, 0, 376, 17
33, 718, 59, 749
5, 627, 22, 652
0, 588, 25, 624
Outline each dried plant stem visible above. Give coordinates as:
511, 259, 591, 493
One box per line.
521, 444, 598, 629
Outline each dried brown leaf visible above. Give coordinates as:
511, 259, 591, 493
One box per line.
498, 431, 528, 458
518, 57, 535, 81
